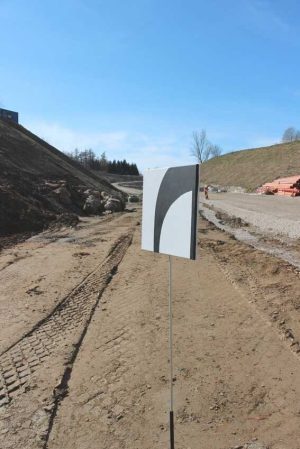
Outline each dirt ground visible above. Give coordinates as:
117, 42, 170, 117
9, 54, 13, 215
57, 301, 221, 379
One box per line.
1, 205, 300, 449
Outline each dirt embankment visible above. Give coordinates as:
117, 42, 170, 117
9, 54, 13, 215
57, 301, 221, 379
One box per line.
0, 119, 125, 236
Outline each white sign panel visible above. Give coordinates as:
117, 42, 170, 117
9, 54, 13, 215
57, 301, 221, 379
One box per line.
141, 164, 199, 260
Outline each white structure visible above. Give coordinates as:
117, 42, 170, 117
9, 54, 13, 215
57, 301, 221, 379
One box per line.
141, 164, 199, 260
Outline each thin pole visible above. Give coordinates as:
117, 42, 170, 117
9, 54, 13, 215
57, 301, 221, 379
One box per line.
168, 255, 175, 449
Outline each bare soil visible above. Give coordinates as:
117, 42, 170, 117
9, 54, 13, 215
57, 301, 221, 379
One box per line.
1, 208, 300, 449
0, 119, 121, 235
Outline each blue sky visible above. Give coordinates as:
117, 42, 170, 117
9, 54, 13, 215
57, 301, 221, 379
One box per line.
1, 0, 300, 171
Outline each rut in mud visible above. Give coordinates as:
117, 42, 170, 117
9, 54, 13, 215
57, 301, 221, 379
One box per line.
0, 231, 133, 408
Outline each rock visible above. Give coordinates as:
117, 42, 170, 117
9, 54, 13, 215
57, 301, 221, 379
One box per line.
244, 443, 268, 449
230, 442, 268, 449
104, 197, 123, 212
111, 404, 124, 420
52, 186, 72, 205
43, 404, 54, 413
101, 191, 110, 200
91, 190, 102, 199
83, 189, 92, 198
83, 195, 104, 215
128, 195, 139, 203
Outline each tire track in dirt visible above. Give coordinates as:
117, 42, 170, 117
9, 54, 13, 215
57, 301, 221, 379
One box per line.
0, 231, 133, 409
46, 232, 160, 449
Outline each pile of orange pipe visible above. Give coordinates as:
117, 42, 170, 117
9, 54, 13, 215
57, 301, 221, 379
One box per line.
257, 175, 300, 196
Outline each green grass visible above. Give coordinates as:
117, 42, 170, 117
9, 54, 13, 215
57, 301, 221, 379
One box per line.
200, 141, 300, 191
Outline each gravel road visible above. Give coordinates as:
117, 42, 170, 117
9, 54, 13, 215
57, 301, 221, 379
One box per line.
113, 182, 142, 196
204, 192, 300, 239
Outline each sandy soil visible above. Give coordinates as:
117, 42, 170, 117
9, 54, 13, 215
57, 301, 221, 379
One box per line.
1, 207, 300, 449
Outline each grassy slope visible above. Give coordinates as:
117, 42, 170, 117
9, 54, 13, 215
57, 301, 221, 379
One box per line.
200, 141, 300, 191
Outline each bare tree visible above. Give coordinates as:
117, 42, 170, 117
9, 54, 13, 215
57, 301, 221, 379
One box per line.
207, 143, 222, 158
282, 127, 297, 143
191, 129, 222, 163
191, 130, 210, 163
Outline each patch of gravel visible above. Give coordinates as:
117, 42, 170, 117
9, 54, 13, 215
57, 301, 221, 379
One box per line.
206, 198, 300, 239
229, 443, 268, 449
200, 206, 300, 269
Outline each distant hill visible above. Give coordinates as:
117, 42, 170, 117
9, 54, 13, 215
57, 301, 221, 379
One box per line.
0, 119, 122, 235
200, 141, 300, 191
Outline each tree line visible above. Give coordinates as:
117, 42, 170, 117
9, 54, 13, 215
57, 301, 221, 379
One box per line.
65, 149, 140, 175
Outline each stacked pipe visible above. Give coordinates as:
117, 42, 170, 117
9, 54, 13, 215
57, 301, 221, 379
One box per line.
257, 175, 300, 196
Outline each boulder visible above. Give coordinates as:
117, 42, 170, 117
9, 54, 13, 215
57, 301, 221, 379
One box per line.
83, 194, 104, 215
52, 186, 72, 205
83, 189, 92, 198
91, 190, 102, 199
101, 191, 110, 200
128, 195, 139, 203
104, 197, 123, 212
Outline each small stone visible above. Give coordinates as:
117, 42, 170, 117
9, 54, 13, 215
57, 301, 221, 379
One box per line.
243, 442, 268, 449
112, 404, 124, 419
43, 404, 54, 412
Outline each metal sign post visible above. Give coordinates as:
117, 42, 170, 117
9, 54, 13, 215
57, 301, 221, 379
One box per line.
141, 164, 199, 449
168, 255, 175, 449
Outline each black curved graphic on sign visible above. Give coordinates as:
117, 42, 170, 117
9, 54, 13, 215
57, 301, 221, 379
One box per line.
153, 164, 199, 259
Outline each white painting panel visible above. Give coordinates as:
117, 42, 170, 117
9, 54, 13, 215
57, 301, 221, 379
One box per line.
141, 164, 199, 260
159, 191, 192, 259
141, 168, 168, 252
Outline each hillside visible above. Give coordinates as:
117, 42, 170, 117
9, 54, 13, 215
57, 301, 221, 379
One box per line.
0, 119, 123, 235
200, 140, 300, 191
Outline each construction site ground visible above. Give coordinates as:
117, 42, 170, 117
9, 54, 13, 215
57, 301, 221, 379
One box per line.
204, 193, 300, 239
1, 199, 300, 449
